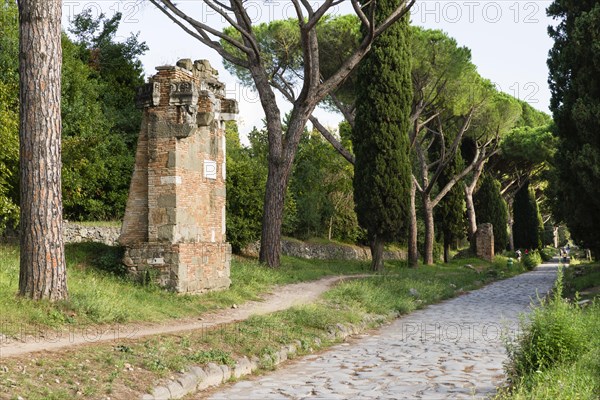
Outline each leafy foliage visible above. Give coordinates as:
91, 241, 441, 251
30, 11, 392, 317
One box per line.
505, 271, 590, 385
547, 1, 600, 256
221, 15, 361, 112
225, 123, 267, 252
474, 174, 509, 252
226, 121, 360, 251
290, 129, 360, 242
522, 250, 542, 270
0, 2, 20, 232
0, 6, 147, 226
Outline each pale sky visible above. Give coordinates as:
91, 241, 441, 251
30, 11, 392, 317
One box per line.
61, 1, 555, 139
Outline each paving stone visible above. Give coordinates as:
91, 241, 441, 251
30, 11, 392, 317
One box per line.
205, 265, 557, 399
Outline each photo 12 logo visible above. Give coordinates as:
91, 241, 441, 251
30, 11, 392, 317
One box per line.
195, 1, 343, 24
63, 1, 142, 23
411, 1, 544, 24
492, 81, 541, 104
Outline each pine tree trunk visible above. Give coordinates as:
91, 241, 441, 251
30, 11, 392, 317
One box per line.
422, 195, 435, 265
370, 235, 385, 272
443, 235, 450, 263
508, 198, 515, 251
465, 185, 477, 252
18, 0, 67, 300
258, 161, 288, 268
408, 179, 419, 268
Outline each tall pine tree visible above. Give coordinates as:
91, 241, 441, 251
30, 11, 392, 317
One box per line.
548, 1, 600, 256
353, 2, 413, 271
474, 174, 509, 252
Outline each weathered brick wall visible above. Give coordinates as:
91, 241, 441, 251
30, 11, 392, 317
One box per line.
119, 59, 237, 294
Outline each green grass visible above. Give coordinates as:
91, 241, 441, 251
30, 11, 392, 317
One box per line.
0, 250, 529, 399
65, 220, 122, 228
497, 267, 600, 400
0, 243, 371, 336
562, 263, 600, 301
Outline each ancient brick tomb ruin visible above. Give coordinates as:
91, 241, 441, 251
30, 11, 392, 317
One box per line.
119, 59, 237, 293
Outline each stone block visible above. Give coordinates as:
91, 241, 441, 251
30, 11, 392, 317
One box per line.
166, 380, 186, 399
189, 366, 207, 381
220, 364, 231, 381
151, 386, 170, 399
203, 363, 224, 387
176, 373, 198, 393
157, 194, 176, 208
197, 112, 214, 127
233, 357, 252, 378
176, 58, 193, 71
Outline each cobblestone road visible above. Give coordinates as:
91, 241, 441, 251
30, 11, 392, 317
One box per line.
208, 263, 558, 399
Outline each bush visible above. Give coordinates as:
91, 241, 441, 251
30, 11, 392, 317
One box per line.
522, 250, 542, 270
540, 247, 555, 262
505, 271, 589, 385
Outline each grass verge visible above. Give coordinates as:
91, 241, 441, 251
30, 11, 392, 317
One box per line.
0, 243, 370, 336
0, 249, 526, 400
496, 265, 600, 400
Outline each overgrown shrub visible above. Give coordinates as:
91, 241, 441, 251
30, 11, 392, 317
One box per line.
522, 250, 542, 270
540, 247, 555, 262
505, 271, 589, 386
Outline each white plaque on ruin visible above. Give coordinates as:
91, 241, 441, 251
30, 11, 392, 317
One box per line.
204, 160, 217, 179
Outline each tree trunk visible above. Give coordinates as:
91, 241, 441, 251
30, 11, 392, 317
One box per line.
408, 179, 418, 268
507, 198, 515, 251
465, 185, 477, 252
422, 195, 435, 265
370, 235, 385, 272
18, 0, 67, 300
508, 220, 515, 252
258, 161, 288, 268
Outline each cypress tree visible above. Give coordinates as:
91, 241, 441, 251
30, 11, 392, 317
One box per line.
352, 2, 413, 271
474, 174, 509, 252
513, 181, 542, 250
548, 1, 600, 256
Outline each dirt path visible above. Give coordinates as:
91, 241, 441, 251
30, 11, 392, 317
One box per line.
0, 274, 366, 358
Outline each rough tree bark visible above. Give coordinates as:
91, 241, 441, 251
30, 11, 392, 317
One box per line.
370, 235, 385, 272
422, 195, 435, 265
408, 178, 419, 268
18, 0, 68, 300
465, 157, 487, 251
